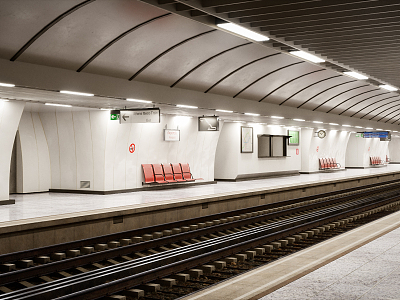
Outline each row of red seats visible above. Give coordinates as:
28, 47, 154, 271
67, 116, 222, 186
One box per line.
370, 156, 384, 165
142, 163, 196, 184
319, 158, 341, 170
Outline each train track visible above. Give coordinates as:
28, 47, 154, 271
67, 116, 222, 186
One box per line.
1, 181, 400, 299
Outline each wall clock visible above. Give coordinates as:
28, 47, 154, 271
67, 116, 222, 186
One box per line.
317, 130, 326, 139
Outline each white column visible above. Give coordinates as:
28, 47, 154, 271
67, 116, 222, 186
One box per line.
0, 100, 25, 200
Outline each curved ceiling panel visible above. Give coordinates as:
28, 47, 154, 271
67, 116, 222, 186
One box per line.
281, 75, 350, 107
310, 84, 372, 112
374, 109, 400, 123
0, 0, 83, 59
83, 14, 208, 79
209, 54, 301, 98
174, 43, 278, 93
263, 70, 341, 106
133, 30, 247, 87
17, 0, 165, 70
328, 89, 386, 115
339, 93, 395, 117
369, 104, 400, 121
354, 96, 400, 119
238, 63, 323, 102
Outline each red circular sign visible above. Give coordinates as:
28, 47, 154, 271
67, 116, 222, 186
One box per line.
296, 148, 299, 155
129, 143, 135, 153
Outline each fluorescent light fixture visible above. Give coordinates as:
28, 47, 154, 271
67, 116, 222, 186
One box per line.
217, 23, 269, 41
393, 130, 398, 132
45, 103, 72, 107
0, 98, 9, 102
60, 90, 94, 97
313, 121, 323, 124
126, 98, 152, 103
379, 84, 398, 91
293, 118, 305, 122
216, 109, 233, 113
233, 120, 245, 123
0, 83, 15, 87
376, 128, 383, 130
290, 51, 325, 63
355, 126, 363, 128
365, 127, 373, 130
177, 104, 198, 109
329, 123, 339, 125
244, 112, 260, 116
342, 124, 352, 127
100, 108, 110, 111
343, 71, 368, 80
271, 116, 284, 119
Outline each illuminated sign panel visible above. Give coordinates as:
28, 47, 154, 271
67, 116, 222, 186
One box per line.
363, 131, 389, 138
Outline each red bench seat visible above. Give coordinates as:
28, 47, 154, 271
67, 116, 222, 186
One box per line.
319, 157, 341, 170
142, 163, 199, 185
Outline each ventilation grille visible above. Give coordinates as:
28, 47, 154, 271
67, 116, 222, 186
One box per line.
80, 181, 90, 188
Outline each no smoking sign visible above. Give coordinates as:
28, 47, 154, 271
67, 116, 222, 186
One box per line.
129, 143, 135, 153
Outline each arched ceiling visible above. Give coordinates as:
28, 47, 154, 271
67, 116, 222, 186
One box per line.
0, 0, 400, 126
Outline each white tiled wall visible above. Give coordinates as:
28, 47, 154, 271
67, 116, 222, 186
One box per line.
0, 101, 25, 200
215, 122, 302, 180
18, 110, 220, 192
302, 129, 351, 172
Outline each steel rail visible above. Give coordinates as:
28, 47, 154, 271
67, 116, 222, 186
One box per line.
57, 193, 400, 300
0, 186, 395, 285
2, 191, 399, 300
1, 178, 399, 266
0, 187, 398, 286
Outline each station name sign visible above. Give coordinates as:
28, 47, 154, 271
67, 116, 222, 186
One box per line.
119, 108, 160, 124
363, 131, 390, 138
363, 131, 391, 141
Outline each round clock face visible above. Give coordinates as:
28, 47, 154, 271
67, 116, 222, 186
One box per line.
318, 130, 326, 139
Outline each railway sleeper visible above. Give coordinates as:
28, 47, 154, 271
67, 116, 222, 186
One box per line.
1, 196, 400, 298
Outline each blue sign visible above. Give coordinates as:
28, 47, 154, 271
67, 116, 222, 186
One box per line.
363, 131, 389, 138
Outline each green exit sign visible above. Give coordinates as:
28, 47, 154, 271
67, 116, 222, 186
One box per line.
110, 114, 119, 121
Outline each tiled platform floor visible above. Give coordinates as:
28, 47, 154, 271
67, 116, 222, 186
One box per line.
260, 225, 400, 300
2, 165, 400, 223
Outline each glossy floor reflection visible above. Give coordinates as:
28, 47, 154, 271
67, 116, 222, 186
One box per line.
2, 165, 400, 223
260, 226, 400, 300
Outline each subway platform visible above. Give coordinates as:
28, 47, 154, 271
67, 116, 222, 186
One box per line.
1, 165, 400, 256
1, 165, 400, 299
3, 165, 400, 223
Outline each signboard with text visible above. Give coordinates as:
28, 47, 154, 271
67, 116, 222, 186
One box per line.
119, 108, 160, 124
363, 131, 390, 140
287, 130, 299, 146
164, 129, 180, 141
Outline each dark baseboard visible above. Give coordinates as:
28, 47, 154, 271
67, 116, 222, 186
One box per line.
0, 199, 15, 205
49, 180, 217, 195
346, 167, 369, 169
347, 165, 388, 169
216, 170, 300, 182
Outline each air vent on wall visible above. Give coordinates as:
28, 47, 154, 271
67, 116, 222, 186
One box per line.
80, 181, 90, 189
